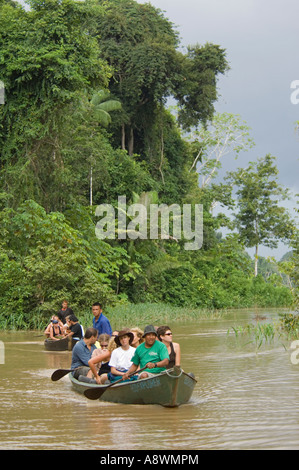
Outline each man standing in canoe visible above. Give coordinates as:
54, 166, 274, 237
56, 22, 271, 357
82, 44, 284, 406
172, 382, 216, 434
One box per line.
122, 325, 169, 380
92, 302, 112, 337
57, 300, 74, 324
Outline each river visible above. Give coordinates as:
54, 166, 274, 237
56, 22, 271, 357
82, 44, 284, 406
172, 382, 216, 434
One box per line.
0, 308, 299, 450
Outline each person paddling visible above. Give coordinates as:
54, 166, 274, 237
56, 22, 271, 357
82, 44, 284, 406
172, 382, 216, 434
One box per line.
122, 325, 169, 381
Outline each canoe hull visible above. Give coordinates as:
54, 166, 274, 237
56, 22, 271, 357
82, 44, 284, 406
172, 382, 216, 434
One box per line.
69, 367, 196, 407
44, 336, 75, 351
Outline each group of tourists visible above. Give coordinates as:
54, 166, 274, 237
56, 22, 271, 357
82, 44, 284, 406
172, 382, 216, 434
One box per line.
52, 301, 182, 385
44, 301, 83, 342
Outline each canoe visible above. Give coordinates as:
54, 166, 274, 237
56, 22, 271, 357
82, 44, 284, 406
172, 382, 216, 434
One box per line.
69, 366, 197, 407
44, 336, 76, 351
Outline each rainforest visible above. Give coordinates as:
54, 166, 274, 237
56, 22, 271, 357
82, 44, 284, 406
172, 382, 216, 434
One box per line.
0, 0, 298, 329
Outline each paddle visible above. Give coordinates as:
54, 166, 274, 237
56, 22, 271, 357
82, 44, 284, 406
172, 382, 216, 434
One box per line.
51, 367, 80, 382
84, 365, 148, 400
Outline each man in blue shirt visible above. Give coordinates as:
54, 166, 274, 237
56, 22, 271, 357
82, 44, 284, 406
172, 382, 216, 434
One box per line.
71, 327, 98, 379
92, 302, 112, 337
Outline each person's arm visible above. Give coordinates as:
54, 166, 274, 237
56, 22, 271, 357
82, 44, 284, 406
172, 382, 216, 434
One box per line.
146, 358, 169, 369
174, 342, 181, 366
110, 367, 125, 377
44, 325, 50, 337
88, 350, 110, 378
49, 327, 57, 340
64, 327, 74, 337
122, 363, 138, 381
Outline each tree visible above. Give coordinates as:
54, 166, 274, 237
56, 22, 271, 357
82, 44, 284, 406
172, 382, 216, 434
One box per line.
188, 113, 254, 187
174, 43, 229, 130
95, 0, 229, 156
227, 155, 295, 276
0, 0, 111, 210
81, 90, 122, 205
89, 90, 122, 128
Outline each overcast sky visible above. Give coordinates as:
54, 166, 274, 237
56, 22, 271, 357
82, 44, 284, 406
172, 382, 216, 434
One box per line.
143, 0, 299, 258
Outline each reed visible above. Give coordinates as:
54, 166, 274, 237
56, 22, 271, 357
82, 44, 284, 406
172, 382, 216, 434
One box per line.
0, 302, 225, 331
228, 321, 281, 350
80, 302, 225, 331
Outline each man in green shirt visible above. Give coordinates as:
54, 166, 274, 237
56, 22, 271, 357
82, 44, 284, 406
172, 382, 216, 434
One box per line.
122, 325, 169, 380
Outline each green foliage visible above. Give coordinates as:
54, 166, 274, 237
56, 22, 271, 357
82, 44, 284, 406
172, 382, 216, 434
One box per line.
95, 0, 228, 155
226, 155, 296, 276
0, 0, 294, 329
228, 321, 282, 353
0, 200, 133, 328
279, 313, 299, 339
174, 44, 229, 129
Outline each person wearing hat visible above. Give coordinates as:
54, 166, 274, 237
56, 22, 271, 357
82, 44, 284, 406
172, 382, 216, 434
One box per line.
122, 325, 169, 381
44, 315, 65, 340
102, 329, 137, 384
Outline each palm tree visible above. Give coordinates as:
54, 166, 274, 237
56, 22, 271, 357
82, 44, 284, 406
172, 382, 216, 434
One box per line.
89, 90, 122, 205
90, 90, 121, 127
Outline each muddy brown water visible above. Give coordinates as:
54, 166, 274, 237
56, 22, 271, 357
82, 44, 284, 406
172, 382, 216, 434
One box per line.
0, 308, 299, 450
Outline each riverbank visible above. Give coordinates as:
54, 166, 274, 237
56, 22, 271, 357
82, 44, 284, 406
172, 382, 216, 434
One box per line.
0, 302, 224, 331
0, 302, 294, 332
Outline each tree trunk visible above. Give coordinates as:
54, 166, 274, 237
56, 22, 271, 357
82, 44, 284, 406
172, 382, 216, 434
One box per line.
121, 123, 126, 150
90, 166, 93, 206
254, 244, 258, 277
128, 127, 134, 156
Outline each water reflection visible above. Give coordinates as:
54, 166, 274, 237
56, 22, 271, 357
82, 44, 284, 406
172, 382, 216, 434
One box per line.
1, 309, 299, 450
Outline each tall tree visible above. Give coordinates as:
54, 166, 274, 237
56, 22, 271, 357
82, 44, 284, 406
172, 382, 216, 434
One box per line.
0, 0, 111, 210
227, 155, 295, 276
95, 0, 229, 156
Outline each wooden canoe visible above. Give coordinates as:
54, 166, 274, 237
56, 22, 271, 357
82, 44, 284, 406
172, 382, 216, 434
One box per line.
44, 336, 76, 351
69, 366, 197, 407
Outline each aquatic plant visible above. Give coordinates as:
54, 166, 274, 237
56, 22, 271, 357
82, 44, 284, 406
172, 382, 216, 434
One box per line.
228, 321, 281, 350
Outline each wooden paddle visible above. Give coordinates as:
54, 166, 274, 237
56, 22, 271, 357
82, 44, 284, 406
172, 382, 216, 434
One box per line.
84, 366, 148, 400
51, 367, 80, 381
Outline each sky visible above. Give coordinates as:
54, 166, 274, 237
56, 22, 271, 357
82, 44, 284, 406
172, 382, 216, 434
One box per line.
16, 0, 299, 258
142, 0, 299, 259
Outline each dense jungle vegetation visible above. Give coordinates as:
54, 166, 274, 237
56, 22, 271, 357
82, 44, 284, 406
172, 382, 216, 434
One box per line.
0, 0, 298, 329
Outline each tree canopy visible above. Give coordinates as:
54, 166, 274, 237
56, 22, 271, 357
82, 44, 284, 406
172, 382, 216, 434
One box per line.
0, 0, 295, 328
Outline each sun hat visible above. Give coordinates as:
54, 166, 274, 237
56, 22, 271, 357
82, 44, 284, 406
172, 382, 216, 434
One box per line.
114, 329, 134, 347
142, 325, 157, 338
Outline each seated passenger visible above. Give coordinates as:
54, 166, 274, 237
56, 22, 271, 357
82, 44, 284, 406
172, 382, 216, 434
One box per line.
87, 335, 118, 384
95, 333, 110, 351
102, 329, 136, 384
122, 325, 169, 381
71, 328, 98, 379
64, 314, 83, 341
156, 325, 181, 368
44, 315, 65, 340
130, 327, 144, 348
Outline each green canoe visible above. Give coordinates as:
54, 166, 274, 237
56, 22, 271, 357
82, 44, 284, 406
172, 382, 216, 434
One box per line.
69, 366, 197, 407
